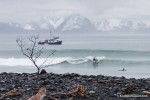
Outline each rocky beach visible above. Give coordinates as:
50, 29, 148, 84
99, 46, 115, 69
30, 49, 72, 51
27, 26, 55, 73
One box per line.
0, 72, 150, 100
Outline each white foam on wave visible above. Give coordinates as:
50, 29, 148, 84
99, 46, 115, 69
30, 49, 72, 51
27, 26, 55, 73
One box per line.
86, 56, 106, 61
66, 56, 106, 64
0, 58, 33, 66
0, 56, 106, 66
67, 58, 88, 64
0, 57, 70, 66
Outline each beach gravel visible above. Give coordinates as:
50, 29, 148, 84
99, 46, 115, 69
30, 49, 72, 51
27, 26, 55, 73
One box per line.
0, 72, 150, 100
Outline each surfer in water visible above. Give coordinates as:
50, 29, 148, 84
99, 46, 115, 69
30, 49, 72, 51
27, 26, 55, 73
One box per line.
119, 68, 126, 71
93, 56, 98, 62
92, 56, 99, 67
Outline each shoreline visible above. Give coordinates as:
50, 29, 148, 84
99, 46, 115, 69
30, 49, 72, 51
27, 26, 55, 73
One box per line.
0, 66, 149, 79
0, 72, 150, 100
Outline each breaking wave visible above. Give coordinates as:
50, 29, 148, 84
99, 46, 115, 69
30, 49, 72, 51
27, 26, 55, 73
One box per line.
0, 56, 106, 66
0, 56, 150, 66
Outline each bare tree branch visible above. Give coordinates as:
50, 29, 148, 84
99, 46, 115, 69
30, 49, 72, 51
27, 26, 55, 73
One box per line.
16, 35, 55, 75
39, 50, 56, 68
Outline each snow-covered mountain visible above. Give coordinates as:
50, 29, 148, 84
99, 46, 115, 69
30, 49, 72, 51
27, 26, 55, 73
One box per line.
0, 14, 150, 33
94, 19, 150, 33
57, 14, 96, 33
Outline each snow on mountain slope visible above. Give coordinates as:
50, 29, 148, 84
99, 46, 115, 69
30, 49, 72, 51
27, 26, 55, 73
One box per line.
40, 16, 65, 29
60, 14, 95, 32
0, 14, 150, 33
94, 19, 134, 31
23, 24, 35, 30
62, 14, 86, 31
94, 18, 150, 32
49, 17, 65, 29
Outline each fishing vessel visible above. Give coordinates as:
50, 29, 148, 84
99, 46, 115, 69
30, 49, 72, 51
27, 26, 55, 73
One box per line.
38, 32, 62, 45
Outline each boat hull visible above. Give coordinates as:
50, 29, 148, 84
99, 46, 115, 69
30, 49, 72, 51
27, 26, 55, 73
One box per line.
48, 41, 62, 45
38, 42, 45, 45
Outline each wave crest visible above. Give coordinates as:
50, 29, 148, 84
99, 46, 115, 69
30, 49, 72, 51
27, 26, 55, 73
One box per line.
1, 56, 150, 66
0, 56, 106, 66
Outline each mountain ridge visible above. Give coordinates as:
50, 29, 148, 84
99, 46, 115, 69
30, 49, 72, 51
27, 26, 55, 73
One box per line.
0, 14, 150, 33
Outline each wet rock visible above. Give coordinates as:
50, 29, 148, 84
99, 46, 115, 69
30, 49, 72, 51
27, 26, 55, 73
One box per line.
89, 90, 95, 94
41, 80, 49, 85
87, 78, 93, 82
40, 77, 47, 80
40, 69, 47, 74
71, 73, 80, 77
0, 80, 5, 83
0, 87, 7, 92
58, 79, 63, 83
89, 90, 96, 97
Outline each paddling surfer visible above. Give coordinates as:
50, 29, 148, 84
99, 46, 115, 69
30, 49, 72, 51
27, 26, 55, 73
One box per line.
119, 68, 126, 71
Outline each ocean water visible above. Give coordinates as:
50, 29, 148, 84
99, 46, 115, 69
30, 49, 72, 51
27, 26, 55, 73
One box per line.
0, 33, 150, 78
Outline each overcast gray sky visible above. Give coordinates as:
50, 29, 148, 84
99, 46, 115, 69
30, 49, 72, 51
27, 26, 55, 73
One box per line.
0, 0, 150, 23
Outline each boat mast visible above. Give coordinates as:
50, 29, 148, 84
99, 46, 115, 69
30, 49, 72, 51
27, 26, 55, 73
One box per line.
49, 29, 52, 39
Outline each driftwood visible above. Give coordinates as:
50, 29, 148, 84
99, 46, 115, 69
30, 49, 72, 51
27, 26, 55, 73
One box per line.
142, 91, 150, 95
50, 84, 87, 100
0, 88, 20, 99
124, 84, 134, 94
27, 87, 46, 100
0, 85, 87, 100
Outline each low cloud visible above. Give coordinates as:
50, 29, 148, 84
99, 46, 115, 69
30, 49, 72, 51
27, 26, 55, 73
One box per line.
0, 0, 150, 23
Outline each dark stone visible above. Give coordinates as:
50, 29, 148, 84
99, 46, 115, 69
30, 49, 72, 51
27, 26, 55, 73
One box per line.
40, 69, 47, 74
41, 80, 49, 85
58, 79, 63, 83
87, 78, 93, 82
40, 77, 47, 80
0, 87, 7, 92
0, 72, 150, 100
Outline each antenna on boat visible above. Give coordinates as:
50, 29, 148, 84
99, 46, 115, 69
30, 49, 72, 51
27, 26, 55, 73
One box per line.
49, 30, 51, 38
49, 28, 52, 39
